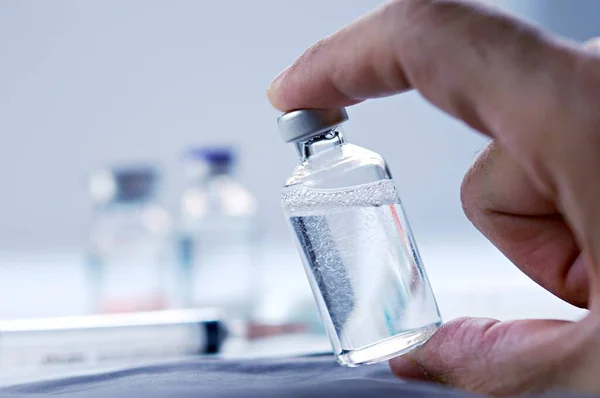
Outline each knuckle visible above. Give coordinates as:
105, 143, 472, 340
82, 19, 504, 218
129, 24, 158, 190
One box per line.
384, 0, 467, 42
514, 73, 600, 202
386, 0, 468, 42
460, 142, 494, 222
388, 0, 467, 20
384, 0, 490, 95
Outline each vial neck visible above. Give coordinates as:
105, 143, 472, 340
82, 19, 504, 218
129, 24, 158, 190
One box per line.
295, 130, 346, 161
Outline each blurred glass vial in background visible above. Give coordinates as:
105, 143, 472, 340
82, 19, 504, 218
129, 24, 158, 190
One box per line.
278, 108, 442, 366
177, 147, 260, 323
87, 165, 178, 313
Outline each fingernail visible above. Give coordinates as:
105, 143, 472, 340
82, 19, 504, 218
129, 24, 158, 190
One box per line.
267, 65, 290, 96
583, 37, 600, 53
389, 357, 428, 381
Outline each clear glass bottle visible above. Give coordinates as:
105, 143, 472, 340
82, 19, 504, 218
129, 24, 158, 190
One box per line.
87, 165, 176, 313
278, 108, 442, 366
178, 147, 259, 323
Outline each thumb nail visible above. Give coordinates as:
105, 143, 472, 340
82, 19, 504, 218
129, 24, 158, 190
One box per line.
266, 65, 291, 109
389, 355, 428, 381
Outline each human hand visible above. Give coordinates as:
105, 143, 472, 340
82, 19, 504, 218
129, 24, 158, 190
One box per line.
267, 0, 600, 396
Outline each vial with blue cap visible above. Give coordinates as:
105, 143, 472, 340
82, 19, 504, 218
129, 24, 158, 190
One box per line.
278, 108, 442, 366
178, 146, 260, 323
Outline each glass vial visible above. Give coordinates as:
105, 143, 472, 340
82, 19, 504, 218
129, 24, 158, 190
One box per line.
87, 165, 176, 313
278, 108, 442, 366
177, 147, 260, 322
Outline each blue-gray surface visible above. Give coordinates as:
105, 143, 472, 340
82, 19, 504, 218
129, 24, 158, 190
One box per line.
0, 356, 595, 398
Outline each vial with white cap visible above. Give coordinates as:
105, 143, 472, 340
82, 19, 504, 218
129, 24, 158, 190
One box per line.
278, 108, 442, 366
87, 165, 177, 313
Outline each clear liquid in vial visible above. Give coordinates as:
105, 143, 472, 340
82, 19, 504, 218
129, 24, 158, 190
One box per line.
282, 180, 441, 366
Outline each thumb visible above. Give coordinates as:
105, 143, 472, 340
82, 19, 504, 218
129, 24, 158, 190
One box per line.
389, 317, 582, 396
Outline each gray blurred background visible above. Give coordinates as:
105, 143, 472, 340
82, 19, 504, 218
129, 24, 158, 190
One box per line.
0, 0, 597, 251
0, 5, 597, 385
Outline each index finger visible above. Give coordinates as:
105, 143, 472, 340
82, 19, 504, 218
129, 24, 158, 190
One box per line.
268, 0, 579, 137
267, 0, 600, 297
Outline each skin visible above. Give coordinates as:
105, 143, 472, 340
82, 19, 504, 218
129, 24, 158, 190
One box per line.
266, 0, 600, 396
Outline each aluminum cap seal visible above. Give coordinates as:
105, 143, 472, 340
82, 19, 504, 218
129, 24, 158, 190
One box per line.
277, 108, 348, 143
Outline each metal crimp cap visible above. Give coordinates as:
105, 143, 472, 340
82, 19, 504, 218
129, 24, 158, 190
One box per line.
277, 108, 349, 143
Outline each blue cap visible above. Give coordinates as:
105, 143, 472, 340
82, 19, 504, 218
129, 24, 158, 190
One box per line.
186, 146, 235, 166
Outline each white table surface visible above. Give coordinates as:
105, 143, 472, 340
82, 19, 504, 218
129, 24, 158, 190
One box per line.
0, 241, 587, 385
